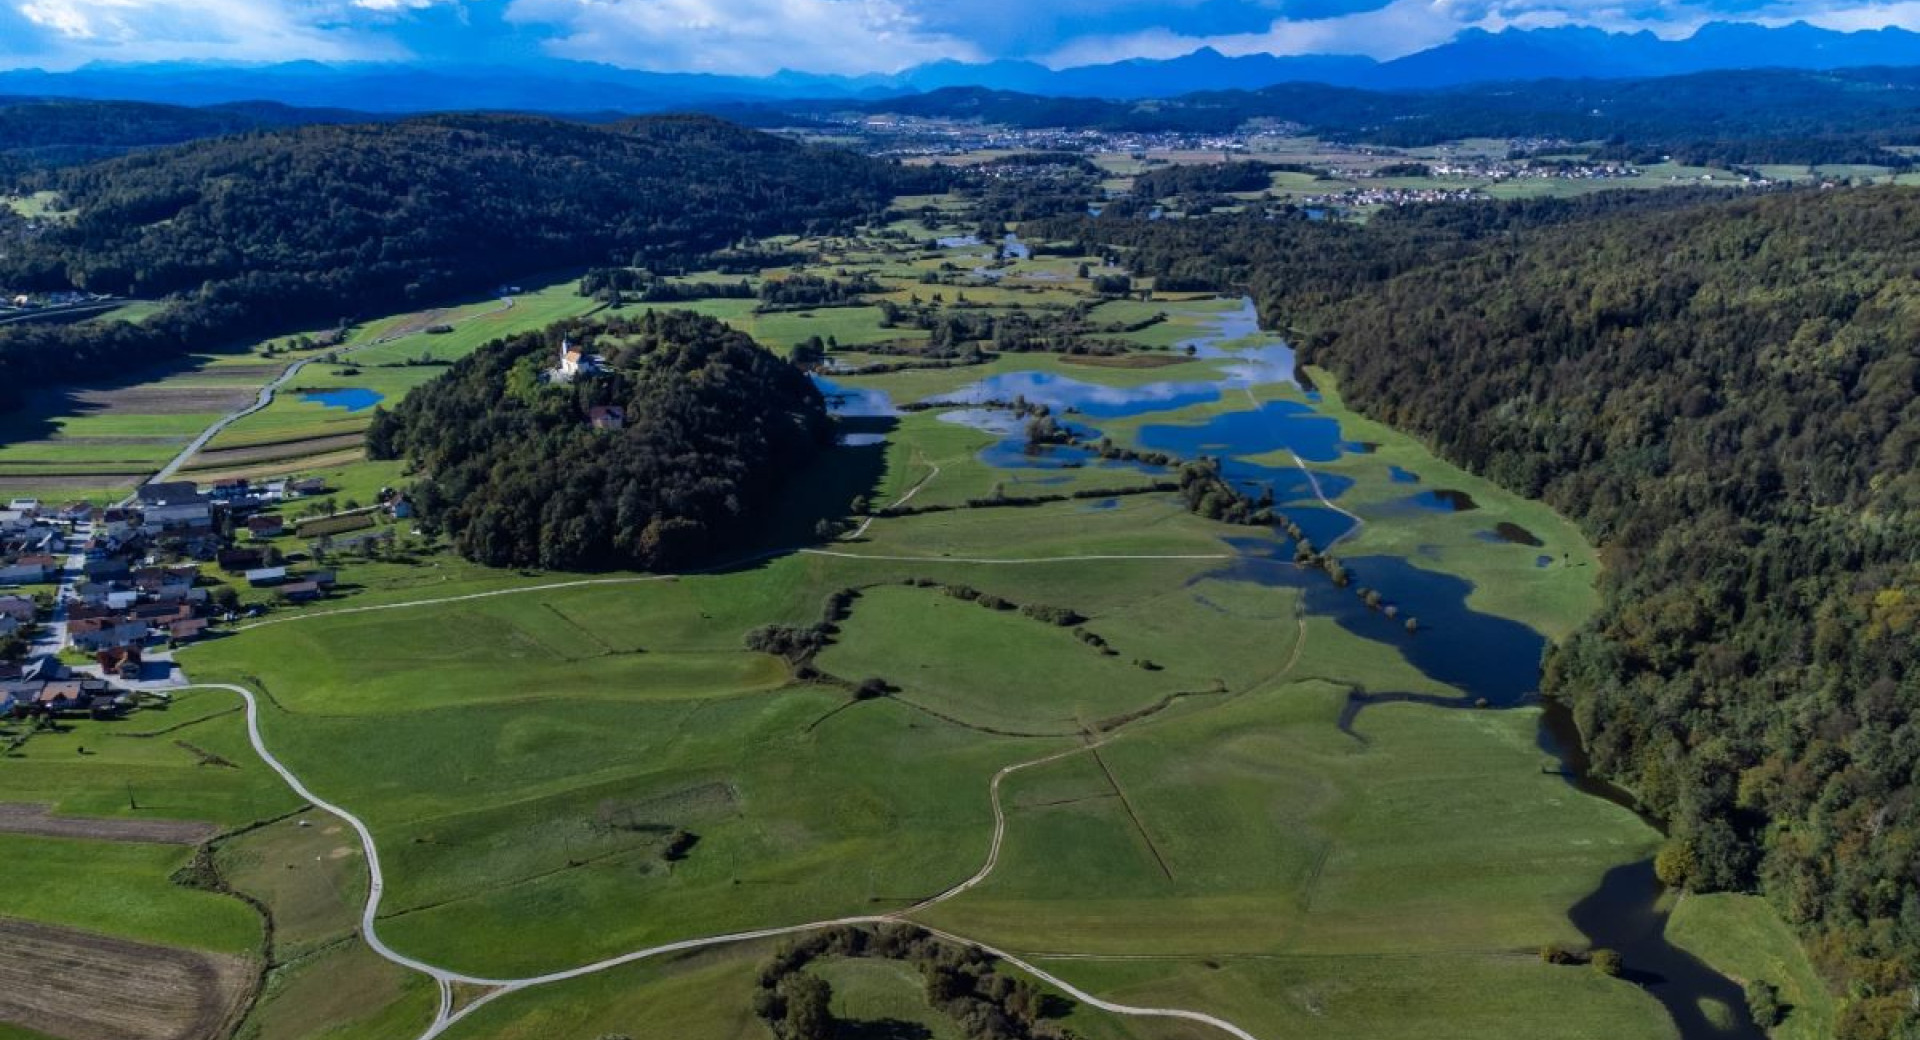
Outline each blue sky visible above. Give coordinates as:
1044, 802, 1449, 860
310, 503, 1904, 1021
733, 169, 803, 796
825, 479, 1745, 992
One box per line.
2, 0, 1916, 74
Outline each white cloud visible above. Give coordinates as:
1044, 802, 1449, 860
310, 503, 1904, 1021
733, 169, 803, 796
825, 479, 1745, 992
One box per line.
5, 0, 399, 65
1, 0, 1914, 76
502, 0, 980, 74
1768, 0, 1920, 28
1037, 0, 1747, 65
1039, 0, 1465, 63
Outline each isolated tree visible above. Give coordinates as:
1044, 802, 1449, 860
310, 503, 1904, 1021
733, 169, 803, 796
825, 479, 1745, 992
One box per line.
1654, 839, 1697, 889
1745, 980, 1782, 1027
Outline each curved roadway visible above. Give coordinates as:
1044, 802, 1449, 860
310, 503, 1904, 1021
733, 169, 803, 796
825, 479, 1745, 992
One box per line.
195, 680, 1261, 1040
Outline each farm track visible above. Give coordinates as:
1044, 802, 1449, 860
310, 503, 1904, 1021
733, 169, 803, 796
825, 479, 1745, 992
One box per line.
190, 467, 1263, 1038
192, 679, 1262, 1040
193, 426, 1266, 1037
128, 297, 515, 503
1237, 385, 1365, 549
232, 550, 1229, 633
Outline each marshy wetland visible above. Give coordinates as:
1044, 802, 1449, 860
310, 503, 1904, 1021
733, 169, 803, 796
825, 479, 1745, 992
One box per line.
3, 200, 1825, 1040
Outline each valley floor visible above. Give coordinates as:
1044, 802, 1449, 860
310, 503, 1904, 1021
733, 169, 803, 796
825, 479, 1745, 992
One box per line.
0, 200, 1833, 1040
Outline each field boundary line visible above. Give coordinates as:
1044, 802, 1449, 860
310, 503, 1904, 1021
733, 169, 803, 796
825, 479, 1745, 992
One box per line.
1090, 746, 1176, 881
181, 682, 1263, 1040
231, 551, 1230, 632
127, 295, 516, 502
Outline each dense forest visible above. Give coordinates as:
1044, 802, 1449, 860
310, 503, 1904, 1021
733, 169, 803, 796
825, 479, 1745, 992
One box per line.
1053, 185, 1920, 1037
1307, 190, 1920, 1037
0, 113, 943, 401
366, 311, 831, 571
0, 97, 366, 166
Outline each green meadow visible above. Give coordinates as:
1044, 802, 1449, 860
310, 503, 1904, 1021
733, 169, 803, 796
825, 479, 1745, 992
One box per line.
1, 209, 1834, 1040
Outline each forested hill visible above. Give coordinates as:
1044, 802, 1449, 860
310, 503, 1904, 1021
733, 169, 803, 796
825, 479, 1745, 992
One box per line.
6, 113, 935, 300
0, 97, 369, 166
367, 310, 830, 572
0, 114, 943, 398
1293, 187, 1920, 1038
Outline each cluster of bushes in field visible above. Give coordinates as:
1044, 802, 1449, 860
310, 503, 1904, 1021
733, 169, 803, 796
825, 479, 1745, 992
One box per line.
753, 924, 1081, 1040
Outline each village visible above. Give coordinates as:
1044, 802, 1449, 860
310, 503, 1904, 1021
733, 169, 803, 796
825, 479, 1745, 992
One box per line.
0, 476, 407, 731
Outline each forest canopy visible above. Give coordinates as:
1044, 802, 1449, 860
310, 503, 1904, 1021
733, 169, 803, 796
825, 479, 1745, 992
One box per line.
1051, 184, 1920, 1037
367, 310, 832, 572
0, 113, 944, 400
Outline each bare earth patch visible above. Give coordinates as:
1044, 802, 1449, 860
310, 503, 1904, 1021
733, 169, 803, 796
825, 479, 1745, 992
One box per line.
0, 474, 140, 492
0, 917, 252, 1040
0, 804, 219, 845
70, 385, 258, 416
180, 447, 366, 486
186, 432, 366, 468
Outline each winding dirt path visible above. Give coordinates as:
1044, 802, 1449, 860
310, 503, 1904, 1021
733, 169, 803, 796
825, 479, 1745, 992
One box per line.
197, 415, 1262, 1037
189, 680, 1261, 1040
233, 548, 1227, 633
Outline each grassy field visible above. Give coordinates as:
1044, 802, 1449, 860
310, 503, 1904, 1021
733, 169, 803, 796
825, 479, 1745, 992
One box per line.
2, 206, 1834, 1040
1668, 894, 1837, 1040
0, 274, 601, 504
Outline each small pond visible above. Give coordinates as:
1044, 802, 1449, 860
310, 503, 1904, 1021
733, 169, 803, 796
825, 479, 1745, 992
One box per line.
812, 375, 898, 418
300, 388, 385, 412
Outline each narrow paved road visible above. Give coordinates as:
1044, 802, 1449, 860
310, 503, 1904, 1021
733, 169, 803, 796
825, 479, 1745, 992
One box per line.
28, 535, 87, 660
186, 681, 1262, 1040
124, 297, 515, 505
132, 356, 325, 499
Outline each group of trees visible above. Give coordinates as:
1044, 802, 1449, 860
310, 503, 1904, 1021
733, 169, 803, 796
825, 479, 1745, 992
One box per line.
1130, 160, 1276, 199
577, 268, 755, 304
756, 273, 884, 310
753, 924, 1077, 1040
0, 97, 362, 167
0, 113, 945, 400
1324, 187, 1920, 1034
366, 310, 831, 571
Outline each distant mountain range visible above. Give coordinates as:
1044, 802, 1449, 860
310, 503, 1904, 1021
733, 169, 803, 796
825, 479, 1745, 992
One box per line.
0, 22, 1916, 113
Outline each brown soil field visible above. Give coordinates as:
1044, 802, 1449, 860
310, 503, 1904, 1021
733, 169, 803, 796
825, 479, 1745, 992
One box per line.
0, 917, 252, 1040
382, 307, 451, 339
177, 448, 365, 487
174, 364, 284, 382
186, 433, 364, 468
69, 385, 256, 416
0, 804, 219, 845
